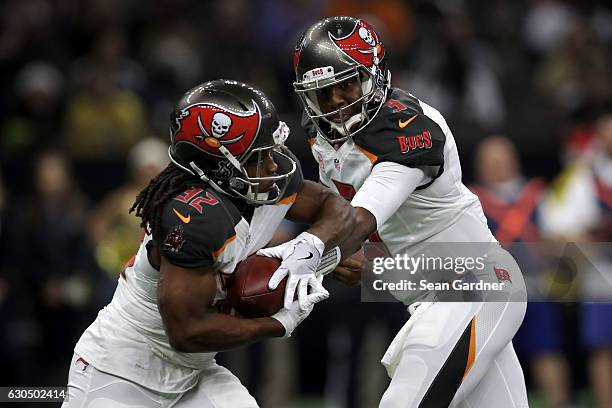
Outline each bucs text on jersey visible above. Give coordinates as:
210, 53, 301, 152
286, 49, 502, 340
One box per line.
74, 149, 303, 393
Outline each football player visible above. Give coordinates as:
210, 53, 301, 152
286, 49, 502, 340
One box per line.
62, 80, 355, 407
291, 16, 529, 408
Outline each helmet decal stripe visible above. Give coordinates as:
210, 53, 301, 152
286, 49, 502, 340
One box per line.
172, 103, 260, 157
328, 20, 385, 68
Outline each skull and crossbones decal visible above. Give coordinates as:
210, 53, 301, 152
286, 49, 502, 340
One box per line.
172, 102, 260, 156
358, 26, 375, 46
211, 112, 232, 138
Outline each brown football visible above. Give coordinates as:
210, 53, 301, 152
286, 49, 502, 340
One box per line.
226, 255, 285, 318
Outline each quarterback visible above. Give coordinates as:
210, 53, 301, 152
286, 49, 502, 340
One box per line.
292, 16, 529, 408
62, 80, 354, 407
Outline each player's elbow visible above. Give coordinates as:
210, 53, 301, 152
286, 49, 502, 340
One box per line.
160, 305, 222, 353
164, 320, 214, 353
167, 329, 191, 352
160, 312, 193, 352
158, 300, 200, 352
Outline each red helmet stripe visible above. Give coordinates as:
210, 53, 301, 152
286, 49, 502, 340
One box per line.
173, 103, 260, 157
329, 20, 385, 68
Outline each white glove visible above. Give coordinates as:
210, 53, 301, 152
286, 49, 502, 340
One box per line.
257, 232, 327, 310
271, 288, 329, 337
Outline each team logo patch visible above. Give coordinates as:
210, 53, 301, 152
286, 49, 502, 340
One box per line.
494, 266, 512, 283
171, 102, 260, 157
163, 225, 185, 254
75, 357, 89, 371
329, 20, 385, 67
397, 132, 432, 153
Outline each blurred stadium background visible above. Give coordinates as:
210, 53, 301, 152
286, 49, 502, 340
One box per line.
0, 0, 611, 407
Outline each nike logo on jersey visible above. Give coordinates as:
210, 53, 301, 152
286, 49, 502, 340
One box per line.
297, 252, 314, 261
398, 114, 418, 128
172, 208, 191, 224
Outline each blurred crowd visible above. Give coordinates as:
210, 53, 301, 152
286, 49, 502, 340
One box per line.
0, 0, 611, 407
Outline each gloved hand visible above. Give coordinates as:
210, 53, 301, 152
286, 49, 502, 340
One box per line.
257, 232, 327, 310
271, 288, 329, 337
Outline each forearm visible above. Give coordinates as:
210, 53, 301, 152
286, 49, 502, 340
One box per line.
170, 313, 285, 353
158, 259, 286, 353
336, 207, 376, 259
305, 193, 355, 250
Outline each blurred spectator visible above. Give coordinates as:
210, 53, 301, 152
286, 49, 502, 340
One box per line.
0, 0, 61, 65
251, 0, 326, 108
522, 0, 573, 56
590, 4, 612, 45
89, 137, 168, 278
471, 136, 571, 408
202, 0, 256, 81
0, 168, 11, 385
63, 67, 146, 160
1, 61, 64, 163
541, 114, 612, 408
142, 20, 202, 134
1, 151, 100, 385
398, 6, 505, 133
0, 167, 4, 232
535, 15, 612, 119
70, 27, 147, 96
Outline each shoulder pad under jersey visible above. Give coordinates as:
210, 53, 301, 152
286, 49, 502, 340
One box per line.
157, 186, 240, 268
354, 89, 446, 169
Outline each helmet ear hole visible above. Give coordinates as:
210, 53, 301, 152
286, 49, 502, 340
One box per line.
213, 161, 234, 181
229, 178, 247, 192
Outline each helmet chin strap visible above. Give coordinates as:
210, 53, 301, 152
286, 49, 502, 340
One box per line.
188, 161, 231, 197
218, 146, 242, 171
330, 110, 365, 136
247, 186, 274, 202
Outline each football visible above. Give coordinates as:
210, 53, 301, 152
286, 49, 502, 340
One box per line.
226, 255, 286, 318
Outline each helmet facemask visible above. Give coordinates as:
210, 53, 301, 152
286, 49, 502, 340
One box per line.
295, 69, 389, 146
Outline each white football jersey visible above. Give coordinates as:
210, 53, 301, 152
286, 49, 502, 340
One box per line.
308, 89, 495, 302
75, 152, 302, 393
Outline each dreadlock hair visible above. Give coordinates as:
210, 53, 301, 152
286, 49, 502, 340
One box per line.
129, 163, 200, 240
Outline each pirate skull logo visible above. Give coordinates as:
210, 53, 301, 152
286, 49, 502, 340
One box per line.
359, 26, 375, 46
211, 112, 232, 138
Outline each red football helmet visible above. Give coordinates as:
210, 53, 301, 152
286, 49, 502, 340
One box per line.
169, 80, 296, 204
